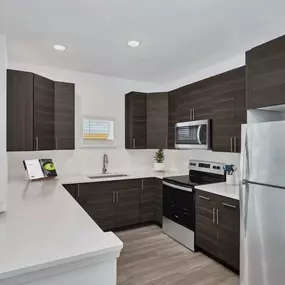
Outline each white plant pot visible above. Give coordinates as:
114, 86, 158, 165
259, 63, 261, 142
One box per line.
154, 162, 165, 172
226, 174, 235, 185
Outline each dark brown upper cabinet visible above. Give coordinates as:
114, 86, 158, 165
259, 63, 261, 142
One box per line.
7, 70, 75, 151
54, 82, 75, 150
125, 92, 147, 149
168, 90, 178, 149
212, 67, 246, 153
147, 92, 168, 149
34, 74, 55, 150
7, 70, 34, 151
247, 35, 285, 109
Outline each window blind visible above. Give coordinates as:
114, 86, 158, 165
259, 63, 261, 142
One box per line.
83, 118, 114, 141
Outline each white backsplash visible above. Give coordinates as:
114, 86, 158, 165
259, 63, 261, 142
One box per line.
8, 148, 240, 181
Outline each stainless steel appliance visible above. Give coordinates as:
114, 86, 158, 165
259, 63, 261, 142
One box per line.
240, 119, 285, 285
175, 120, 211, 149
162, 160, 225, 251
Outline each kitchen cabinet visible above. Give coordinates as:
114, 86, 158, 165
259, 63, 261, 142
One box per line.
54, 82, 75, 150
77, 182, 115, 231
125, 92, 147, 149
34, 74, 55, 150
195, 189, 240, 271
7, 69, 75, 151
141, 178, 163, 225
114, 179, 141, 228
62, 184, 78, 200
168, 91, 177, 149
147, 93, 168, 149
63, 178, 163, 231
212, 66, 246, 153
246, 35, 285, 109
7, 70, 34, 151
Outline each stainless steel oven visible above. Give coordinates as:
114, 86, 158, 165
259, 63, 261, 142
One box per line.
175, 120, 211, 150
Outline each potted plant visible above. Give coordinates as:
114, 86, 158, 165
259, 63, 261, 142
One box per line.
153, 148, 165, 172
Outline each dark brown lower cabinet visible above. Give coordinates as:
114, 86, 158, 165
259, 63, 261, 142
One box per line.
63, 178, 163, 232
195, 189, 240, 272
141, 178, 163, 225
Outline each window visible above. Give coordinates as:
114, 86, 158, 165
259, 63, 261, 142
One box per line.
83, 118, 114, 141
82, 117, 115, 148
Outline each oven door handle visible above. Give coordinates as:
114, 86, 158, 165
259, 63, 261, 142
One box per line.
197, 125, 202, 145
163, 181, 193, 192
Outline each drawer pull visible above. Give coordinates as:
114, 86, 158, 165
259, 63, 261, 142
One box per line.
212, 208, 216, 224
199, 195, 210, 201
216, 209, 219, 225
222, 202, 236, 209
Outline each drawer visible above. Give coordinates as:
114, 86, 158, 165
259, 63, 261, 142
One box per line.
142, 178, 160, 188
195, 189, 219, 208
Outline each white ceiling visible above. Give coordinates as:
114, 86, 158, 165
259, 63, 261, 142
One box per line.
1, 0, 285, 83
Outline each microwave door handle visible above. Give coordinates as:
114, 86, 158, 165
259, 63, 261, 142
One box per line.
197, 125, 202, 145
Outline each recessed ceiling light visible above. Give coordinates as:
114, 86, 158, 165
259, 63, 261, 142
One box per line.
53, 45, 67, 51
127, 40, 141, 48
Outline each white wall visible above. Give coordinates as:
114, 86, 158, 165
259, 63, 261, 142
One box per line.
162, 53, 245, 91
7, 62, 161, 179
0, 35, 7, 206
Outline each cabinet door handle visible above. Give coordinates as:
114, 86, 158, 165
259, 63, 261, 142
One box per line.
234, 137, 237, 152
193, 108, 195, 120
78, 185, 80, 197
113, 191, 115, 203
189, 109, 192, 120
230, 137, 233, 152
212, 208, 216, 224
133, 138, 136, 149
222, 202, 237, 209
216, 209, 219, 225
199, 195, 210, 201
116, 192, 119, 203
166, 137, 168, 148
35, 137, 39, 151
142, 179, 144, 190
55, 137, 58, 150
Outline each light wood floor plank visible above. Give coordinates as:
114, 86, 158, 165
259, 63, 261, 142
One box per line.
116, 225, 239, 285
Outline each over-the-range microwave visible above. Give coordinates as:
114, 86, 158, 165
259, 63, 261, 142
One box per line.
175, 120, 211, 150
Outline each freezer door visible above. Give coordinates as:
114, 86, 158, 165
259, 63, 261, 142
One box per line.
240, 182, 285, 285
245, 120, 285, 186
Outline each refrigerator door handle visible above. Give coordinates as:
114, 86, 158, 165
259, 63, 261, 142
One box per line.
241, 130, 250, 237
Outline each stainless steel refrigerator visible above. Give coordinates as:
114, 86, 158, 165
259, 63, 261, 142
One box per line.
240, 119, 285, 285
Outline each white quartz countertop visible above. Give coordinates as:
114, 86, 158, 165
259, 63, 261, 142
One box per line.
196, 182, 240, 200
0, 168, 185, 280
0, 178, 123, 280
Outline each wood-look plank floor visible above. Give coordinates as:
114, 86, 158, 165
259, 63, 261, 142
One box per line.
116, 225, 239, 285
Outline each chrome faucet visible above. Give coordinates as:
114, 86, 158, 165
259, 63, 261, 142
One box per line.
102, 153, 108, 174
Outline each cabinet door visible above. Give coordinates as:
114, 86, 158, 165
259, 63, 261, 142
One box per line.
195, 190, 219, 257
114, 179, 141, 228
34, 74, 55, 150
234, 67, 246, 153
54, 82, 75, 150
212, 68, 245, 152
217, 196, 240, 271
247, 35, 285, 109
147, 93, 168, 149
140, 178, 162, 224
62, 184, 78, 200
168, 91, 177, 149
78, 182, 115, 231
7, 70, 34, 151
125, 92, 146, 149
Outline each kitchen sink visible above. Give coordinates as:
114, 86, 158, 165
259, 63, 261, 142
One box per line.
88, 174, 128, 179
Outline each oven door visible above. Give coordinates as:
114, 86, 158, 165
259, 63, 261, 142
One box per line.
175, 120, 210, 149
162, 181, 195, 231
